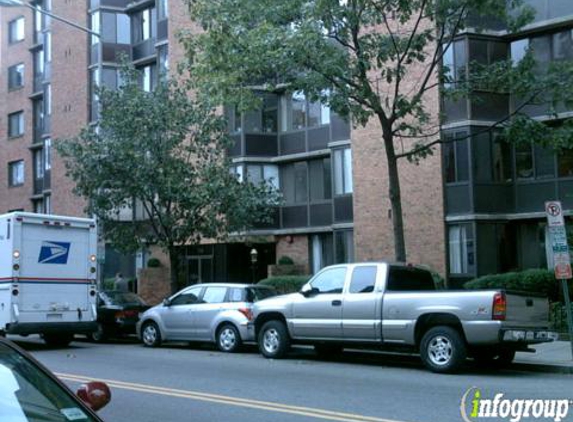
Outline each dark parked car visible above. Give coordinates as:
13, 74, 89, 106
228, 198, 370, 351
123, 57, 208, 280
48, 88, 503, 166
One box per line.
89, 291, 149, 342
0, 336, 111, 421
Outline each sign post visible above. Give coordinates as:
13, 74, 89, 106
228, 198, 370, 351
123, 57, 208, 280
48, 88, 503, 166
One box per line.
545, 201, 573, 359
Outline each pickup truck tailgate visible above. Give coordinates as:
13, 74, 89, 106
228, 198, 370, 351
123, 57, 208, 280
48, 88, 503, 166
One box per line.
505, 292, 549, 327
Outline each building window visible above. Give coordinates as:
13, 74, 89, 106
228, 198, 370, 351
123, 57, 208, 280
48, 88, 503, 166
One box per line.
442, 40, 467, 88
8, 63, 24, 89
34, 149, 44, 179
158, 44, 169, 81
443, 131, 469, 183
139, 63, 156, 92
44, 194, 51, 214
234, 163, 279, 190
44, 138, 51, 170
91, 11, 100, 45
9, 17, 25, 44
158, 0, 168, 20
34, 2, 44, 44
45, 84, 52, 116
558, 149, 573, 178
492, 134, 512, 182
280, 161, 308, 204
309, 158, 332, 201
334, 230, 354, 264
515, 143, 555, 180
44, 31, 51, 63
33, 49, 44, 85
33, 198, 44, 213
102, 12, 131, 44
448, 223, 475, 275
8, 111, 24, 137
333, 148, 353, 195
280, 91, 330, 132
33, 99, 44, 138
511, 39, 529, 65
310, 233, 334, 274
133, 8, 156, 43
8, 161, 25, 187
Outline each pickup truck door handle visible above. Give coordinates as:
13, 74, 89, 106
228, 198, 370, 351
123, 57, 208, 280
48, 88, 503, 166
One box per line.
331, 300, 342, 306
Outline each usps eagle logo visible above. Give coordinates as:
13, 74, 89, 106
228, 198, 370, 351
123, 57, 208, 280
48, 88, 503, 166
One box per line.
38, 241, 71, 264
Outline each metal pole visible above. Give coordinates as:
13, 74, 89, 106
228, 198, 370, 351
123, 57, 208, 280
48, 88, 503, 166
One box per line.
561, 278, 573, 359
22, 3, 100, 37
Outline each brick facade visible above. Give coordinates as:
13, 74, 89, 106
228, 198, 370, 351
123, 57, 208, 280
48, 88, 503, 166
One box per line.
275, 235, 310, 273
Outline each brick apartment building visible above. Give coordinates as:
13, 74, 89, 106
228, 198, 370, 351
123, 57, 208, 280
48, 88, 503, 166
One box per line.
0, 0, 572, 290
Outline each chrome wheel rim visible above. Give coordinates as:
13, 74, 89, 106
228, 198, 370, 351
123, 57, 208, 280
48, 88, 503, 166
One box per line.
219, 327, 237, 351
142, 325, 157, 346
428, 335, 453, 366
263, 328, 280, 354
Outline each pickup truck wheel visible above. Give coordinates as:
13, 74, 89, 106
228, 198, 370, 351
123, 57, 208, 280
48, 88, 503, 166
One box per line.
259, 321, 290, 359
141, 321, 162, 347
420, 326, 467, 373
43, 333, 74, 348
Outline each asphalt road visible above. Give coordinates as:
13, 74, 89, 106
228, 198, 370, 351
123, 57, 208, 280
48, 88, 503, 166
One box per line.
11, 336, 573, 422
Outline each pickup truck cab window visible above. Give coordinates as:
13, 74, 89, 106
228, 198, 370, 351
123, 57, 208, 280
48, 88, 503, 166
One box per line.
310, 267, 346, 294
386, 267, 435, 291
349, 266, 377, 293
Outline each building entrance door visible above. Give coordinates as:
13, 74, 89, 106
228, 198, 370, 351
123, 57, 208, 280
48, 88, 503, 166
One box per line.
186, 255, 213, 286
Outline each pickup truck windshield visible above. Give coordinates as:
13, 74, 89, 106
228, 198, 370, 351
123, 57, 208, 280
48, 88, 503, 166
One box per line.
387, 267, 436, 291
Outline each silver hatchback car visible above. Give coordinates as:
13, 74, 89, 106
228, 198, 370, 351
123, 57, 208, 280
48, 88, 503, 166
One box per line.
137, 283, 276, 352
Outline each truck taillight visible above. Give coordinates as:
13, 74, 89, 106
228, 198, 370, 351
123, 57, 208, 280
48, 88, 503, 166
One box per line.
492, 291, 506, 321
238, 308, 253, 321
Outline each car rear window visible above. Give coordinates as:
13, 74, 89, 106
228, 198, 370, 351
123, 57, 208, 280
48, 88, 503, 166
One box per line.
246, 287, 277, 302
386, 267, 436, 291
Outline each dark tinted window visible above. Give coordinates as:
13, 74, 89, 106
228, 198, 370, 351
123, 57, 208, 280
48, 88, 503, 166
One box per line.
102, 292, 146, 306
386, 267, 436, 291
349, 266, 377, 293
170, 288, 201, 306
246, 287, 277, 302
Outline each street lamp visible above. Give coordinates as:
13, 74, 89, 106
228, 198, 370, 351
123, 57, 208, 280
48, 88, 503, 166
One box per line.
250, 248, 258, 284
0, 0, 100, 37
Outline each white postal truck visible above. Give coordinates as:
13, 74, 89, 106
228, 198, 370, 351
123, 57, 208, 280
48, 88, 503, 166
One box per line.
0, 212, 98, 346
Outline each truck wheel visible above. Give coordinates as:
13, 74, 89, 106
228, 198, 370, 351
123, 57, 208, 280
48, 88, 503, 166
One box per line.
88, 323, 107, 343
258, 320, 290, 359
43, 333, 74, 348
217, 324, 242, 353
141, 321, 162, 347
420, 326, 467, 373
474, 348, 516, 368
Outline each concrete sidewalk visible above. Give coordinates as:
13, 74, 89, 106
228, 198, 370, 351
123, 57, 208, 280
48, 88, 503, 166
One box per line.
514, 341, 573, 373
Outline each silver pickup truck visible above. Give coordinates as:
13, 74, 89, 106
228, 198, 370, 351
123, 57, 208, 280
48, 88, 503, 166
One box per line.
253, 262, 557, 373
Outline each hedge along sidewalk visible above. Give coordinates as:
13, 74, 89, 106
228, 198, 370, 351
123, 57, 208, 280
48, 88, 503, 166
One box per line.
258, 275, 310, 295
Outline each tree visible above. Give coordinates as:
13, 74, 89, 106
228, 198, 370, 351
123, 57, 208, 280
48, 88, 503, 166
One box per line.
183, 0, 573, 262
57, 67, 279, 294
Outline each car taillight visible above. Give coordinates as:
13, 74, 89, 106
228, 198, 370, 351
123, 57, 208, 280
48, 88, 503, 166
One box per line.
238, 308, 253, 321
492, 291, 506, 321
115, 311, 126, 319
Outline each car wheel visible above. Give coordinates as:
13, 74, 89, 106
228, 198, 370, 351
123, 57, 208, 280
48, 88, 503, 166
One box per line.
473, 348, 516, 368
88, 323, 107, 343
258, 320, 290, 359
420, 326, 467, 373
43, 333, 74, 348
141, 321, 162, 347
217, 324, 242, 353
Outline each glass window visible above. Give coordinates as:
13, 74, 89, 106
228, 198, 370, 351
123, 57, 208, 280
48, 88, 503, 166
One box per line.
229, 288, 244, 302
8, 112, 24, 137
45, 84, 51, 116
262, 94, 278, 133
33, 198, 44, 213
310, 233, 334, 274
44, 31, 51, 62
116, 14, 130, 44
9, 17, 24, 43
349, 266, 377, 294
34, 49, 44, 79
448, 223, 475, 275
33, 99, 44, 135
516, 143, 534, 179
387, 267, 436, 291
34, 150, 44, 179
91, 12, 100, 45
310, 267, 346, 294
139, 63, 156, 92
158, 0, 168, 20
492, 134, 512, 182
443, 132, 469, 183
309, 158, 332, 201
263, 165, 279, 190
158, 44, 169, 81
558, 149, 573, 178
201, 287, 227, 304
442, 43, 454, 88
335, 230, 354, 263
534, 145, 555, 179
553, 30, 573, 60
8, 161, 25, 187
44, 194, 51, 214
44, 138, 51, 171
8, 64, 24, 89
333, 148, 353, 194
510, 39, 529, 65
290, 91, 306, 130
170, 287, 201, 306
281, 92, 330, 131
294, 161, 308, 203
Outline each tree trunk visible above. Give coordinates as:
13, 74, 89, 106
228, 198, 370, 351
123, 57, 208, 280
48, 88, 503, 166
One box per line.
382, 130, 407, 262
168, 245, 181, 294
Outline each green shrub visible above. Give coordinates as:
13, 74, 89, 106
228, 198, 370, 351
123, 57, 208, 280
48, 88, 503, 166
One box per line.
147, 257, 161, 268
258, 275, 310, 294
102, 277, 115, 291
464, 269, 572, 302
278, 255, 294, 266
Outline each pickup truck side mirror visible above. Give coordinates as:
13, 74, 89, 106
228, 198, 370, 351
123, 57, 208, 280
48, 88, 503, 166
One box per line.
300, 284, 318, 297
162, 298, 171, 307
